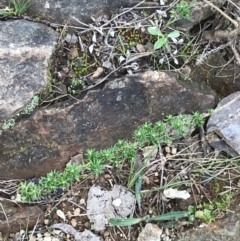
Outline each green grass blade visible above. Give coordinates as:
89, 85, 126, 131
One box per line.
108, 217, 143, 226
135, 172, 143, 214
149, 211, 189, 221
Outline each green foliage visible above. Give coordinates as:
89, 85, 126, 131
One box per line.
169, 1, 192, 20
72, 55, 89, 75
147, 27, 180, 51
21, 95, 39, 114
109, 210, 190, 226
19, 111, 207, 202
20, 181, 43, 202
134, 122, 160, 145
2, 118, 15, 130
133, 112, 204, 146
194, 203, 215, 224
86, 149, 105, 177
10, 0, 34, 15
190, 191, 236, 224
68, 78, 86, 94
20, 163, 82, 202
192, 111, 205, 127
114, 140, 137, 162
0, 0, 35, 17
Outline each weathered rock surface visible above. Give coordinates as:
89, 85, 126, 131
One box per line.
172, 0, 226, 32
207, 92, 240, 156
138, 223, 162, 241
188, 52, 240, 97
0, 200, 44, 234
0, 71, 216, 179
0, 19, 59, 121
0, 0, 135, 24
176, 196, 240, 241
50, 223, 102, 241
87, 185, 135, 231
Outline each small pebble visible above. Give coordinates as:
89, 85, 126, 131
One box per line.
71, 218, 77, 227
84, 221, 90, 228
79, 199, 86, 205
53, 230, 61, 235
112, 198, 121, 207
103, 231, 110, 238
74, 208, 81, 215
165, 146, 171, 153
28, 235, 36, 241
44, 219, 49, 225
52, 238, 60, 241
43, 237, 51, 241
104, 174, 111, 179
171, 147, 177, 155
44, 232, 51, 237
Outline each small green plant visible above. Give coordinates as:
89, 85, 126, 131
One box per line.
147, 27, 180, 51
194, 204, 215, 224
20, 181, 43, 202
169, 1, 192, 20
2, 118, 15, 130
72, 55, 89, 75
190, 191, 236, 224
0, 0, 35, 17
20, 163, 82, 202
86, 149, 105, 177
192, 111, 205, 126
21, 95, 39, 115
68, 78, 86, 94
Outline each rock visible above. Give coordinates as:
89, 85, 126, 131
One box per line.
87, 185, 135, 231
50, 223, 102, 241
0, 200, 44, 234
138, 223, 163, 241
0, 0, 135, 24
0, 71, 216, 179
175, 196, 240, 241
206, 92, 240, 156
172, 0, 226, 32
0, 19, 58, 121
188, 52, 240, 97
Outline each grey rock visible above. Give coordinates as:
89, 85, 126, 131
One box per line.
173, 0, 226, 32
207, 92, 240, 156
0, 71, 216, 179
138, 223, 163, 241
87, 185, 135, 231
189, 52, 240, 97
50, 223, 102, 241
0, 0, 135, 24
0, 19, 58, 120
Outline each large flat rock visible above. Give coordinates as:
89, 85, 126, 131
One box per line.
0, 20, 59, 120
0, 0, 135, 24
0, 71, 216, 179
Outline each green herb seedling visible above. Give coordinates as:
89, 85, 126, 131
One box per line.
147, 27, 180, 51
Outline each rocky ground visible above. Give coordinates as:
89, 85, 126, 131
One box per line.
1, 0, 240, 241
